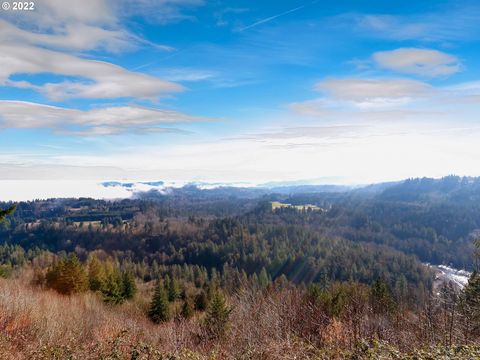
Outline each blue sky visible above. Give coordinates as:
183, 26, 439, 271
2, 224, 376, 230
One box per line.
1, 0, 480, 197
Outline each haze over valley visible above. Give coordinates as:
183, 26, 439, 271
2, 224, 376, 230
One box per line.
2, 0, 480, 358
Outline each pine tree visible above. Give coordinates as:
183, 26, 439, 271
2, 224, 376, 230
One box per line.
164, 274, 171, 294
258, 267, 271, 288
181, 297, 194, 319
204, 291, 231, 338
121, 270, 137, 300
148, 280, 170, 323
0, 205, 15, 222
167, 276, 180, 302
194, 290, 208, 311
61, 254, 88, 294
370, 277, 396, 315
45, 253, 88, 295
102, 261, 124, 304
87, 256, 105, 291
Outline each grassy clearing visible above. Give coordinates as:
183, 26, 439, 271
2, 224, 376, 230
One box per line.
271, 201, 323, 212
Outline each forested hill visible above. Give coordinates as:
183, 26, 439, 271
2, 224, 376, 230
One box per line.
269, 176, 480, 267
0, 176, 478, 291
378, 176, 480, 203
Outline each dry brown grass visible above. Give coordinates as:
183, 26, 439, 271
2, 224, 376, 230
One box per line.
0, 272, 335, 359
0, 271, 467, 359
0, 273, 206, 359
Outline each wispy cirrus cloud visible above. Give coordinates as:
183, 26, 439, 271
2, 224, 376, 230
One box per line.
214, 7, 249, 27
157, 67, 218, 82
118, 0, 205, 24
0, 101, 207, 136
347, 4, 480, 42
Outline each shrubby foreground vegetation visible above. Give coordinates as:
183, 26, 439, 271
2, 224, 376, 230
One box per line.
1, 176, 480, 358
1, 262, 480, 359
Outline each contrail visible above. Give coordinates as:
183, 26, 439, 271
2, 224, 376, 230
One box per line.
132, 1, 318, 70
238, 4, 308, 32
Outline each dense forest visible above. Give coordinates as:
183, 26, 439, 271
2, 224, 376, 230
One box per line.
1, 176, 480, 358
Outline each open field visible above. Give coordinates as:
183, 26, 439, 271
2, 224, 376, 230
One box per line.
271, 201, 323, 212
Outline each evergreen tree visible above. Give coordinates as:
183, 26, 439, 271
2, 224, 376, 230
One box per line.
167, 276, 180, 302
45, 253, 88, 295
164, 274, 171, 294
180, 287, 187, 300
148, 280, 170, 323
204, 291, 231, 338
87, 256, 105, 291
307, 283, 323, 303
0, 204, 15, 222
102, 261, 124, 304
370, 277, 396, 315
258, 267, 271, 288
181, 297, 194, 319
121, 270, 137, 300
194, 290, 208, 311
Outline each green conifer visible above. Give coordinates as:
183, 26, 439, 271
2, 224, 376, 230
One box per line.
46, 253, 88, 295
148, 280, 171, 323
204, 290, 231, 338
87, 256, 105, 291
370, 277, 396, 315
102, 261, 124, 304
181, 297, 194, 319
258, 267, 271, 288
0, 205, 15, 222
121, 270, 137, 300
167, 276, 180, 302
194, 290, 208, 311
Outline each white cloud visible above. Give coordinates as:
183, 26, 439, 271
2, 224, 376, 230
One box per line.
0, 0, 210, 140
315, 78, 432, 108
0, 101, 206, 135
0, 0, 203, 102
118, 0, 204, 24
7, 123, 479, 187
0, 19, 144, 53
0, 44, 182, 100
287, 71, 480, 128
373, 48, 461, 77
235, 125, 366, 141
0, 0, 201, 52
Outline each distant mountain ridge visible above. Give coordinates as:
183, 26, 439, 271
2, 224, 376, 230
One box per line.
378, 176, 480, 203
99, 175, 480, 202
